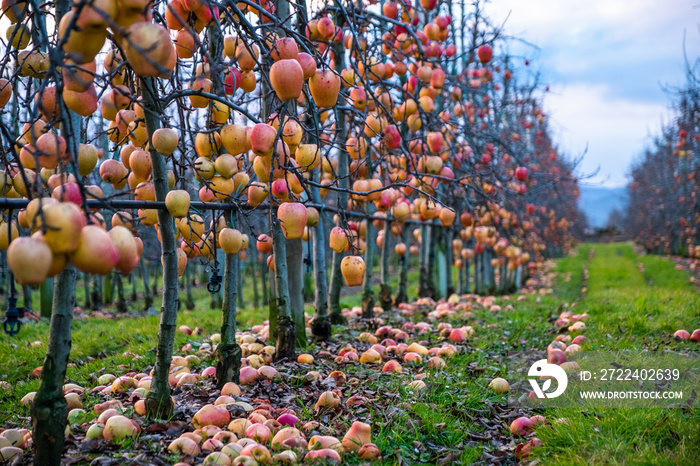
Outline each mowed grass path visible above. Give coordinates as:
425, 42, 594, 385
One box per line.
0, 243, 699, 465
535, 243, 700, 465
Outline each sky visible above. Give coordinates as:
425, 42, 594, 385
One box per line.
483, 0, 700, 187
1, 1, 695, 187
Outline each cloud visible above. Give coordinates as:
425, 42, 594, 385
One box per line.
544, 83, 670, 187
483, 0, 698, 187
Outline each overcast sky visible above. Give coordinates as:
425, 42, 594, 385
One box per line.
484, 0, 700, 187
2, 1, 695, 187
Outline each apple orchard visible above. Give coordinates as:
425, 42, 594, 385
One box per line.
0, 0, 583, 464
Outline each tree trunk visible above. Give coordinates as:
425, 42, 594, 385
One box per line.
272, 213, 296, 360
103, 274, 113, 304
286, 238, 306, 348
445, 229, 454, 296
152, 265, 159, 297
40, 278, 53, 318
474, 252, 481, 294
141, 77, 180, 419
237, 250, 244, 308
427, 225, 436, 298
140, 257, 152, 310
215, 234, 242, 388
252, 253, 260, 310
31, 265, 76, 466
328, 9, 348, 324
482, 249, 491, 293
185, 264, 195, 310
311, 172, 331, 339
361, 207, 375, 318
22, 284, 32, 312
379, 221, 392, 311
489, 250, 496, 293
419, 224, 430, 297
396, 225, 410, 304
91, 274, 101, 310
32, 16, 81, 454
115, 273, 127, 313
268, 257, 278, 344
458, 261, 464, 295
361, 227, 375, 317
328, 248, 346, 324
464, 258, 471, 294
261, 253, 269, 306
130, 271, 137, 302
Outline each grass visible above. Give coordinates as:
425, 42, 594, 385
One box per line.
2, 242, 699, 464
531, 243, 700, 465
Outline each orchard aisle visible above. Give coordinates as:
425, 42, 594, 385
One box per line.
530, 242, 700, 465
2, 243, 700, 465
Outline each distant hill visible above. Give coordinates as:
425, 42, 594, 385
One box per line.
578, 185, 628, 228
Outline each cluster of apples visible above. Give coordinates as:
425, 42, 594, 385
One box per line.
673, 329, 700, 342
5, 199, 142, 286
16, 319, 396, 464
0, 428, 27, 463
166, 413, 377, 464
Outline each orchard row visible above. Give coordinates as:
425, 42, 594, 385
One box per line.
0, 0, 583, 464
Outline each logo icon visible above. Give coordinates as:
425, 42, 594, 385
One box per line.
528, 359, 568, 399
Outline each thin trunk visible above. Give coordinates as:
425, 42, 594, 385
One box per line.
130, 271, 137, 302
104, 274, 113, 304
31, 266, 76, 466
261, 253, 269, 305
464, 258, 471, 293
379, 221, 392, 311
427, 225, 436, 298
483, 250, 490, 293
252, 253, 260, 309
395, 225, 410, 304
303, 242, 314, 303
185, 264, 195, 310
1, 258, 6, 308
458, 260, 464, 294
286, 238, 306, 348
140, 257, 152, 310
115, 273, 127, 313
489, 251, 496, 293
152, 265, 159, 297
40, 278, 53, 318
361, 209, 375, 318
328, 3, 348, 324
268, 251, 278, 344
1, 264, 7, 309
474, 253, 481, 294
31, 15, 80, 458
215, 214, 242, 388
272, 212, 296, 360
296, 0, 327, 342
22, 285, 32, 312
237, 251, 244, 308
310, 202, 331, 338
91, 275, 102, 310
141, 77, 180, 419
445, 229, 454, 296
210, 267, 219, 309
419, 224, 430, 297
